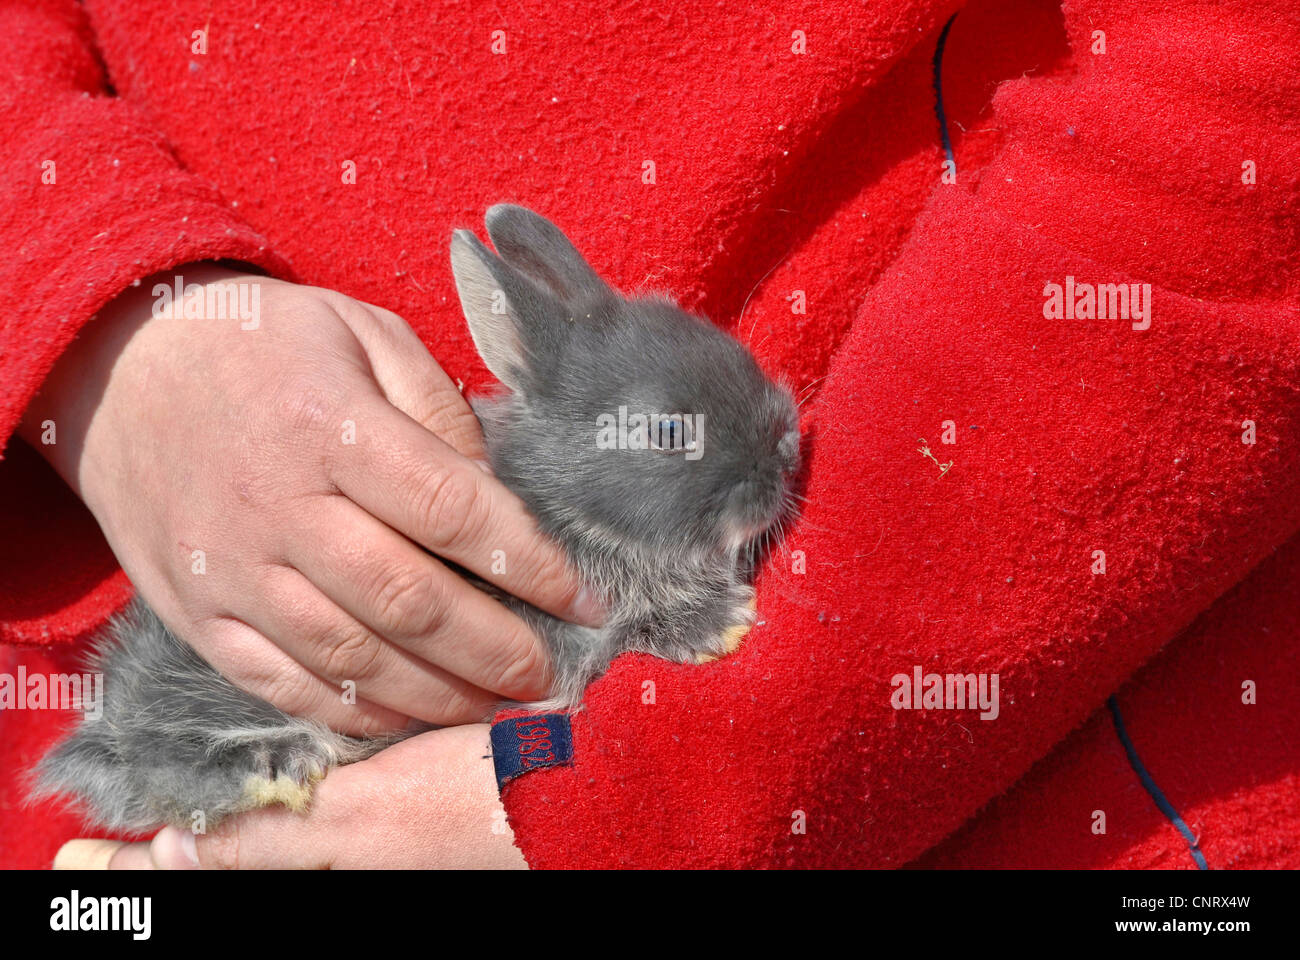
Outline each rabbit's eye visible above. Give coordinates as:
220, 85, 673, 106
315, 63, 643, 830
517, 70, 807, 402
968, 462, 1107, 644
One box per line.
648, 415, 695, 453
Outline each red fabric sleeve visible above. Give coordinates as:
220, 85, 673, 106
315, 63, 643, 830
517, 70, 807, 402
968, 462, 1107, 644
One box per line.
498, 0, 1300, 867
0, 1, 290, 646
917, 527, 1300, 870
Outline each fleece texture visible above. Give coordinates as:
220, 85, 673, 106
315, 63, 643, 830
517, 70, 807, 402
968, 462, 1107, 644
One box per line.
1, 0, 1297, 868
917, 530, 1300, 870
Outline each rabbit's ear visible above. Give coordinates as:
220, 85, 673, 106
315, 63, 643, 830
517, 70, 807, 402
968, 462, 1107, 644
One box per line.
451, 229, 561, 391
485, 204, 611, 305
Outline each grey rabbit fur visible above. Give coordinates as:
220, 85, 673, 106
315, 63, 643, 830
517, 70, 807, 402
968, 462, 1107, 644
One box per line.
32, 205, 801, 832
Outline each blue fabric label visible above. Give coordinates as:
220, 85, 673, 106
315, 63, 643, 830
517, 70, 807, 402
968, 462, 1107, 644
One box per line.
490, 713, 574, 790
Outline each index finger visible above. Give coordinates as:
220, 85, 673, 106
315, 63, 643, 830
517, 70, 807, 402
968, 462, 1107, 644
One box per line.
329, 397, 604, 626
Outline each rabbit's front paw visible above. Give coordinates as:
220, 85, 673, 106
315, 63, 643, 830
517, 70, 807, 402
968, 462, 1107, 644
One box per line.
234, 729, 335, 816
696, 589, 758, 664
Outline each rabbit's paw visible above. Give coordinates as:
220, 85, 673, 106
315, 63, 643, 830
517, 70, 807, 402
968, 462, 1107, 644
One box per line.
239, 771, 323, 815
235, 729, 335, 816
696, 591, 758, 663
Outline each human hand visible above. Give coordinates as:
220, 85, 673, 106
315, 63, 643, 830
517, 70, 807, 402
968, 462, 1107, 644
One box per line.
55, 724, 525, 869
22, 264, 601, 733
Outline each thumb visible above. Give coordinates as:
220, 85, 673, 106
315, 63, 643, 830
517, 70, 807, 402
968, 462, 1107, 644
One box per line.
148, 808, 335, 870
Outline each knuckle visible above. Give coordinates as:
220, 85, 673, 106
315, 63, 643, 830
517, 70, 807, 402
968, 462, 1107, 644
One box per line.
412, 463, 483, 552
423, 391, 483, 452
267, 373, 348, 436
319, 625, 384, 683
332, 295, 379, 332
511, 542, 581, 611
368, 565, 445, 637
491, 634, 550, 697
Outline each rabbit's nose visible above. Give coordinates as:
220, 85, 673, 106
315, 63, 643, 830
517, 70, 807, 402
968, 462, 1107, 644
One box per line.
777, 427, 800, 473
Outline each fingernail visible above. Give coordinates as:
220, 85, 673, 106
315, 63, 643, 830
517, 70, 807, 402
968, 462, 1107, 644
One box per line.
178, 829, 200, 868
473, 458, 494, 474
570, 585, 607, 627
155, 826, 200, 869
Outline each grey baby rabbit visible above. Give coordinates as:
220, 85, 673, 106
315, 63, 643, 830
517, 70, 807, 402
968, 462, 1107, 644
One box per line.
33, 205, 801, 832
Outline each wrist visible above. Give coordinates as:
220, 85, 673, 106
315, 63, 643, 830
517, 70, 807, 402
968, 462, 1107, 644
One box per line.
19, 263, 243, 506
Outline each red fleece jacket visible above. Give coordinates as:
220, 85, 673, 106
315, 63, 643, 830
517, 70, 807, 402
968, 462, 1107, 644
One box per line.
2, 0, 1297, 869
